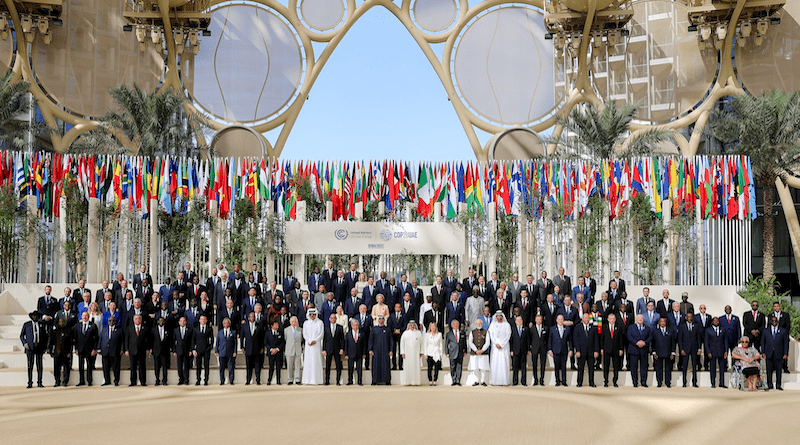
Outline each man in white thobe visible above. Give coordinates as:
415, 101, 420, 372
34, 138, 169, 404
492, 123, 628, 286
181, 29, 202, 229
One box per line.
488, 312, 511, 386
301, 309, 324, 385
468, 319, 491, 386
399, 321, 423, 386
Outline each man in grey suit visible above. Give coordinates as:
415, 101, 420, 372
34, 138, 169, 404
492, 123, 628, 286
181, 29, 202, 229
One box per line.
508, 273, 522, 305
445, 319, 467, 386
553, 267, 572, 299
284, 316, 303, 385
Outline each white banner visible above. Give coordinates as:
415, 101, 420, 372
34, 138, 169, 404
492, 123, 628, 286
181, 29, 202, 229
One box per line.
285, 221, 466, 255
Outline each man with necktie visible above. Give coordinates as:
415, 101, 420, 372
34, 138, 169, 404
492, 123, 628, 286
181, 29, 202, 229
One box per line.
323, 313, 345, 385
173, 316, 193, 385
771, 301, 792, 373
240, 312, 264, 385
192, 315, 214, 385
509, 316, 529, 386
74, 311, 98, 387
20, 310, 48, 388
652, 317, 676, 388
678, 312, 701, 387
705, 317, 728, 388
573, 313, 599, 387
742, 300, 765, 352
264, 320, 285, 385
125, 314, 149, 386
626, 314, 652, 388
601, 313, 623, 387
345, 319, 366, 385
548, 314, 571, 386
762, 315, 789, 390
215, 318, 237, 385
150, 317, 172, 385
284, 316, 304, 385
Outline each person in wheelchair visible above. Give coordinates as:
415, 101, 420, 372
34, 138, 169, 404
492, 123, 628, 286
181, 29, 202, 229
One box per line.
731, 336, 762, 391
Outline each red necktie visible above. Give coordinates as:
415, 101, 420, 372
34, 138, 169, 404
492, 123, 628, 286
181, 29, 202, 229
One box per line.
610, 328, 614, 339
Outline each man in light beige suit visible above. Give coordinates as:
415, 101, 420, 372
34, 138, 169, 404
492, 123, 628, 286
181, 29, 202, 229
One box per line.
284, 316, 303, 385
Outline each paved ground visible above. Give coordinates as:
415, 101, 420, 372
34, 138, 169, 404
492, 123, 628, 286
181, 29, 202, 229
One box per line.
0, 385, 798, 444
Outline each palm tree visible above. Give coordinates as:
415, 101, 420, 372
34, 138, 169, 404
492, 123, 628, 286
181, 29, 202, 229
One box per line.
0, 69, 53, 150
553, 100, 673, 159
71, 84, 208, 157
706, 89, 800, 284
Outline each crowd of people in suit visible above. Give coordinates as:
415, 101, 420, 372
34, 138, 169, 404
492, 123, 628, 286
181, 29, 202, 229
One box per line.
18, 263, 792, 391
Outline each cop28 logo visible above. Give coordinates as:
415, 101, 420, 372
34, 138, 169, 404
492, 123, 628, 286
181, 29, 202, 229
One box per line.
380, 229, 392, 241
334, 229, 348, 240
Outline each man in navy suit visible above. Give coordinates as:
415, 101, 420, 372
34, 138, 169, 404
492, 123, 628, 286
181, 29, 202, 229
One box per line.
99, 316, 124, 386
762, 315, 789, 390
192, 315, 214, 385
573, 313, 599, 387
240, 312, 264, 385
74, 311, 99, 386
345, 319, 366, 385
282, 270, 298, 297
445, 292, 463, 326
344, 288, 363, 318
344, 264, 360, 292
627, 314, 652, 387
557, 295, 578, 369
240, 287, 263, 322
323, 314, 344, 385
705, 317, 728, 388
321, 293, 339, 326
718, 305, 741, 366
215, 318, 237, 385
308, 266, 323, 294
20, 311, 48, 388
548, 314, 571, 386
264, 320, 285, 385
173, 316, 193, 385
332, 271, 349, 304
677, 312, 701, 387
652, 317, 676, 387
400, 292, 416, 323
771, 301, 792, 373
509, 316, 529, 386
37, 286, 60, 326
388, 303, 407, 370
151, 317, 172, 385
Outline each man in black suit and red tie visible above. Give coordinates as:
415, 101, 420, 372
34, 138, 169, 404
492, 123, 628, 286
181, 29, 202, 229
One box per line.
742, 300, 766, 351
125, 314, 149, 386
345, 319, 366, 385
601, 313, 623, 387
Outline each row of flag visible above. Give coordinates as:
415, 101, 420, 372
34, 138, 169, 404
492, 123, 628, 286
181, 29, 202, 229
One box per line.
0, 151, 756, 221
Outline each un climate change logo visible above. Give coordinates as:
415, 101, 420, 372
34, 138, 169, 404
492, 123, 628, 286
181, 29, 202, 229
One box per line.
334, 229, 348, 240
380, 229, 392, 241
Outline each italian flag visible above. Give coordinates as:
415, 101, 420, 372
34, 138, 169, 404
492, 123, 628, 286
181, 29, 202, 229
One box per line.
417, 163, 433, 218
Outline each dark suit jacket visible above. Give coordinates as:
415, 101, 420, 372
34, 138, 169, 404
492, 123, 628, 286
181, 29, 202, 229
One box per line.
344, 329, 366, 358
74, 322, 99, 354
264, 327, 285, 356
388, 311, 407, 336
529, 324, 548, 354
215, 329, 237, 357
344, 271, 359, 292
132, 273, 153, 291
430, 285, 447, 307
655, 299, 675, 319
332, 278, 349, 303
666, 312, 685, 332
125, 324, 150, 355
651, 326, 676, 358
572, 323, 599, 356
510, 325, 530, 356
445, 301, 463, 325
441, 277, 458, 297
73, 287, 91, 303
772, 312, 791, 332
191, 325, 214, 354
677, 323, 702, 354
553, 275, 572, 297
535, 278, 554, 303
548, 325, 571, 354
600, 324, 623, 355
540, 303, 558, 327
614, 299, 634, 316
489, 298, 511, 319
37, 296, 60, 319
150, 326, 173, 356
20, 321, 48, 354
761, 326, 790, 359
742, 310, 766, 342
422, 308, 444, 333
626, 324, 652, 356
239, 323, 264, 355
173, 326, 193, 356
308, 273, 324, 294
704, 327, 727, 357
99, 326, 124, 357
323, 324, 344, 354
515, 298, 535, 325
719, 314, 741, 348
94, 288, 112, 304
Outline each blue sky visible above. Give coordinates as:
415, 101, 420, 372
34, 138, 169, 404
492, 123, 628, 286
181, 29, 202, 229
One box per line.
278, 5, 485, 161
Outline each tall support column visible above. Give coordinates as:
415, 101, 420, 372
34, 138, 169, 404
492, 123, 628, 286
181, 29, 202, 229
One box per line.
662, 199, 672, 284
695, 200, 704, 285
150, 199, 159, 281
433, 202, 442, 276
487, 202, 497, 276
58, 196, 67, 282
543, 207, 553, 276
118, 199, 130, 280
296, 201, 307, 286
207, 200, 217, 274
459, 203, 469, 278
354, 202, 364, 221
87, 197, 100, 283
572, 205, 580, 280
26, 200, 37, 282
265, 205, 275, 284
602, 206, 611, 285
516, 215, 526, 279
326, 201, 333, 222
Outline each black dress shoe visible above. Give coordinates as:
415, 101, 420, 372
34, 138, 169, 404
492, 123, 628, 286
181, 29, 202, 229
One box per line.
632, 383, 638, 388
613, 382, 618, 387
539, 381, 545, 386
589, 383, 596, 388
683, 383, 687, 387
777, 386, 784, 391
129, 383, 137, 387
371, 383, 377, 386
711, 384, 715, 388
657, 383, 662, 388
256, 381, 261, 385
287, 381, 293, 386
336, 382, 341, 386
576, 384, 582, 388
604, 383, 609, 387
220, 382, 225, 386
155, 382, 161, 386
295, 382, 301, 385
102, 382, 111, 386
76, 383, 85, 387
472, 382, 479, 386
719, 384, 727, 388
162, 382, 167, 386
37, 383, 44, 388
555, 382, 561, 387
347, 382, 353, 386
481, 382, 487, 386
229, 382, 234, 386
641, 384, 648, 388
141, 384, 147, 387
245, 382, 250, 386
54, 383, 60, 387
457, 383, 462, 386
692, 384, 699, 388
196, 381, 201, 386
666, 383, 671, 388
452, 383, 458, 386
26, 383, 32, 389
114, 382, 119, 386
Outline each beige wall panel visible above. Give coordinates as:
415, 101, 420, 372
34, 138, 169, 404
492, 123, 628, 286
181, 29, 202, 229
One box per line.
737, 2, 800, 96
31, 0, 164, 117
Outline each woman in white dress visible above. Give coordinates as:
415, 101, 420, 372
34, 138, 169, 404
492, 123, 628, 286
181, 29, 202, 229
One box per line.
301, 309, 324, 385
468, 319, 491, 386
399, 321, 423, 385
423, 322, 445, 386
371, 294, 389, 325
335, 306, 349, 334
356, 273, 368, 294
488, 312, 511, 386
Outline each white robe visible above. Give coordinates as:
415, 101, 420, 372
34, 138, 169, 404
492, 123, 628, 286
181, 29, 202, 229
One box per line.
399, 329, 423, 385
468, 329, 491, 371
488, 316, 511, 386
465, 296, 485, 329
301, 317, 324, 385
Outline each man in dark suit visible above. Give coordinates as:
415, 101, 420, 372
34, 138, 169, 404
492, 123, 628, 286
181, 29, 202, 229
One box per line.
627, 314, 652, 387
150, 316, 172, 385
615, 291, 634, 317
742, 300, 766, 352
462, 269, 477, 295
264, 320, 285, 385
323, 314, 344, 385
282, 269, 299, 296
332, 271, 349, 304
430, 276, 446, 307
573, 313, 599, 387
74, 311, 98, 386
655, 289, 675, 319
529, 314, 547, 386
694, 305, 712, 371
345, 319, 366, 385
133, 265, 153, 292
705, 317, 728, 388
536, 271, 554, 304
308, 266, 323, 294
37, 286, 60, 327
441, 270, 458, 297
205, 269, 222, 303
652, 317, 676, 388
606, 280, 621, 302
218, 298, 240, 330
322, 261, 337, 293
49, 318, 73, 387
548, 314, 571, 386
99, 316, 124, 386
20, 310, 48, 388
344, 264, 360, 292
241, 287, 263, 322
240, 312, 264, 385
125, 314, 149, 386
489, 289, 512, 320
540, 294, 558, 327
582, 270, 597, 299
601, 313, 623, 387
94, 281, 112, 305
72, 279, 91, 306
509, 316, 529, 386
677, 312, 701, 387
173, 316, 193, 385
216, 318, 237, 385
192, 315, 214, 385
55, 300, 78, 331
400, 292, 417, 324
617, 304, 634, 370
719, 305, 741, 367
762, 316, 789, 390
445, 319, 467, 386
771, 301, 792, 373
186, 275, 206, 302
423, 302, 444, 333
388, 303, 407, 370
553, 267, 571, 298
